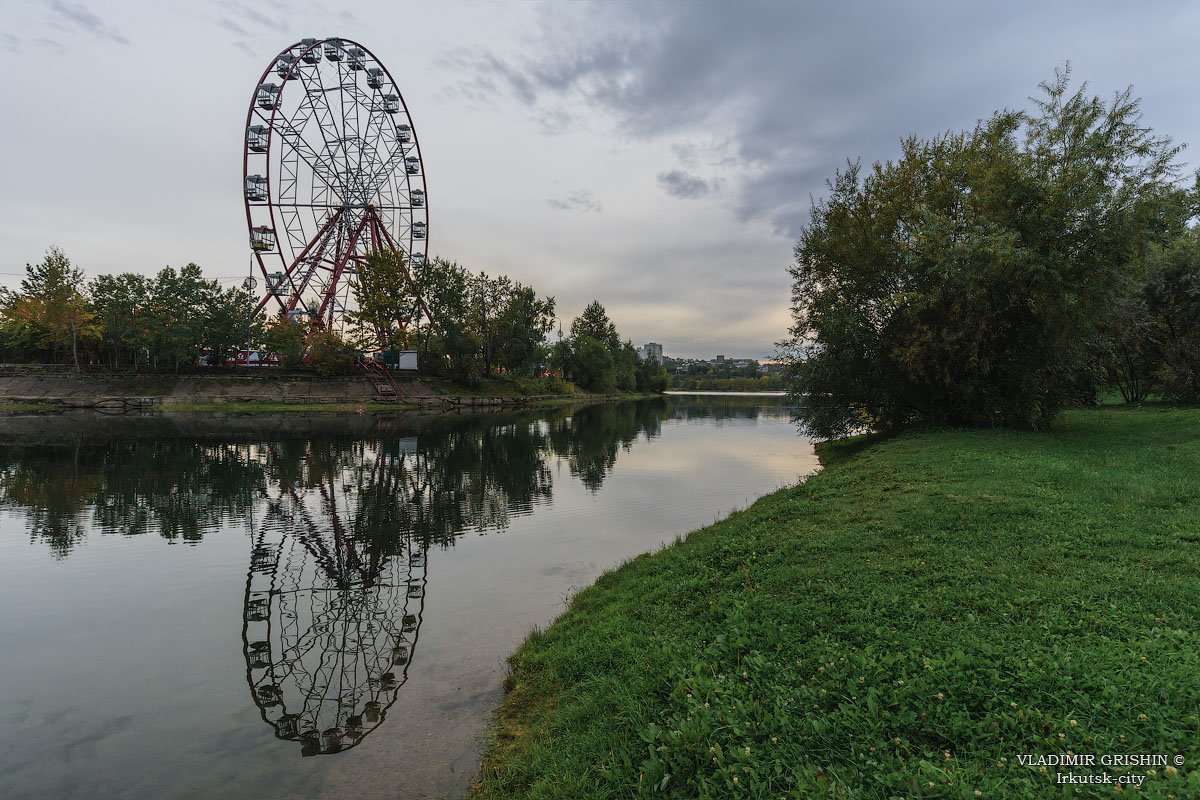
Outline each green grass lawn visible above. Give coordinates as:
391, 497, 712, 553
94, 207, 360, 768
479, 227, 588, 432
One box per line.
472, 405, 1200, 799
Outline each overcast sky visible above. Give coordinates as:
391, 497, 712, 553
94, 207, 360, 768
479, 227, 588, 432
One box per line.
2, 1, 1198, 358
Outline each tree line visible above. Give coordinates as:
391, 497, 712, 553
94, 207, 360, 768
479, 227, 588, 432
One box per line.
0, 249, 259, 371
0, 246, 666, 394
546, 299, 669, 393
350, 251, 665, 390
781, 67, 1200, 438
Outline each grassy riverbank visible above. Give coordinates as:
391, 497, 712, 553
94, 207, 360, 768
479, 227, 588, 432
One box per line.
472, 405, 1200, 799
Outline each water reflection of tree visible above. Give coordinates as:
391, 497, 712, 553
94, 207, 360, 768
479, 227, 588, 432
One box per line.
547, 400, 667, 491
0, 400, 674, 558
0, 439, 262, 557
664, 394, 794, 421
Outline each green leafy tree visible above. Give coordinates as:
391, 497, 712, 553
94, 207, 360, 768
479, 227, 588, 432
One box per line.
413, 257, 481, 379
570, 300, 619, 352
352, 249, 420, 352
783, 68, 1184, 437
2, 247, 96, 370
1144, 228, 1200, 401
142, 264, 216, 370
89, 273, 151, 368
265, 316, 306, 368
468, 272, 514, 374
307, 327, 359, 375
569, 335, 617, 392
497, 284, 556, 375
202, 285, 264, 366
547, 337, 573, 376
614, 340, 638, 391
635, 357, 669, 392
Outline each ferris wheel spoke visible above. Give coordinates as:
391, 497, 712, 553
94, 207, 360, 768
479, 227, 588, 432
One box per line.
273, 121, 345, 202
360, 142, 412, 201
316, 211, 372, 323
289, 62, 352, 200
352, 83, 395, 194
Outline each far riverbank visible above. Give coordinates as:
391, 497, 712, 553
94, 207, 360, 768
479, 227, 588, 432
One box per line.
0, 368, 654, 413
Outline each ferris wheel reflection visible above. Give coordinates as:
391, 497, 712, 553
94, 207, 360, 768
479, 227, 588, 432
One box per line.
240, 439, 429, 756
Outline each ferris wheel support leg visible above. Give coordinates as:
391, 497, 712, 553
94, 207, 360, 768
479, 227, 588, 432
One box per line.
315, 212, 371, 324
284, 208, 347, 314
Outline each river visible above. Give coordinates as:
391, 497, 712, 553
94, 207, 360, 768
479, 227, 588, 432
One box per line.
0, 394, 816, 799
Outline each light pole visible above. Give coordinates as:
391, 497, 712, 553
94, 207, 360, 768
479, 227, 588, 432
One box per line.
243, 274, 257, 366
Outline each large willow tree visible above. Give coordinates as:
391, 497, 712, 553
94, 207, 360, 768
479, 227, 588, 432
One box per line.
783, 68, 1186, 437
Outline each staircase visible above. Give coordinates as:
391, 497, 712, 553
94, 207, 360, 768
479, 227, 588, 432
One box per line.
359, 361, 402, 401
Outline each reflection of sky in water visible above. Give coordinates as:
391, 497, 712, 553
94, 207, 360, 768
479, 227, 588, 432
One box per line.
0, 396, 815, 799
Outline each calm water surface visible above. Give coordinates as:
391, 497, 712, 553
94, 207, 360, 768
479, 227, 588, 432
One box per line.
0, 395, 816, 799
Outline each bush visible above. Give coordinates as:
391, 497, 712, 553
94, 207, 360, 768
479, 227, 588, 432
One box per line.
264, 317, 305, 369
306, 328, 358, 375
1145, 229, 1200, 402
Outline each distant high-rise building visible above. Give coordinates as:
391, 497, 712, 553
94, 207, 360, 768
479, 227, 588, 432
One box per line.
640, 342, 663, 364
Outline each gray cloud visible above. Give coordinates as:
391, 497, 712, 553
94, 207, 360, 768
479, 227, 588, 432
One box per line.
48, 1, 130, 45
218, 0, 288, 33
218, 17, 251, 37
657, 170, 713, 199
34, 37, 66, 54
468, 0, 1200, 239
547, 190, 601, 213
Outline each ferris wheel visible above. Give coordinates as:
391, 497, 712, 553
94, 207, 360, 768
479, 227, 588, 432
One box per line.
242, 37, 428, 333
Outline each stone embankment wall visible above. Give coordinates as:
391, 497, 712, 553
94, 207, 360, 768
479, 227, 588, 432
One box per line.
0, 368, 575, 409
0, 372, 380, 405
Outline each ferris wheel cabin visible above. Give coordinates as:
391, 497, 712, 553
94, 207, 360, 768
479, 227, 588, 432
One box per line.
410, 252, 425, 266
413, 222, 426, 239
347, 47, 366, 70
300, 38, 321, 63
265, 272, 287, 296
366, 68, 384, 89
245, 174, 268, 202
256, 83, 280, 110
324, 39, 343, 60
275, 53, 295, 78
382, 94, 400, 114
247, 125, 269, 152
396, 124, 411, 143
410, 189, 424, 207
250, 227, 276, 252
405, 157, 420, 174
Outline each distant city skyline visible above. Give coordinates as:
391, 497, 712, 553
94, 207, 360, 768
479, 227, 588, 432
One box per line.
3, 1, 1198, 359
